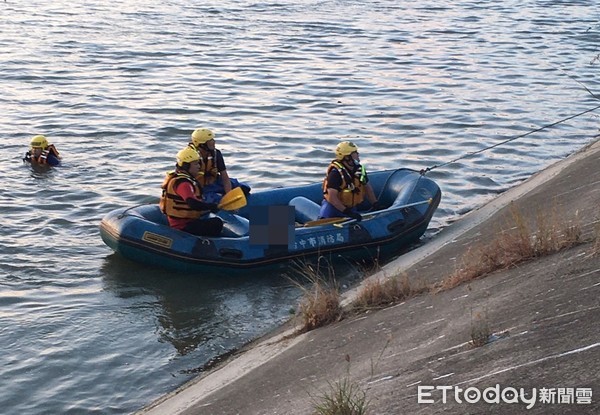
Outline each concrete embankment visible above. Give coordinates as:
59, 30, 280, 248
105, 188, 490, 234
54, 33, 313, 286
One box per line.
139, 139, 600, 415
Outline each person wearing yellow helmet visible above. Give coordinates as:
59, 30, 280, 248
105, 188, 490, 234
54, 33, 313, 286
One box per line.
189, 127, 251, 204
159, 146, 223, 237
319, 141, 378, 220
23, 135, 61, 166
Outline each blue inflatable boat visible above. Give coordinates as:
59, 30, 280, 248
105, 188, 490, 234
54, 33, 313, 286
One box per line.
100, 169, 441, 274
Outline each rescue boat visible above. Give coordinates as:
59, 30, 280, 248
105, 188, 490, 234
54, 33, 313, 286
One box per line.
100, 168, 441, 274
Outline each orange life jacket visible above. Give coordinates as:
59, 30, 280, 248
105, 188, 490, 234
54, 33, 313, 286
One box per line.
322, 160, 365, 208
30, 144, 60, 165
159, 171, 208, 219
197, 148, 220, 186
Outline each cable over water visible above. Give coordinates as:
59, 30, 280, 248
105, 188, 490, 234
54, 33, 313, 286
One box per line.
421, 103, 600, 174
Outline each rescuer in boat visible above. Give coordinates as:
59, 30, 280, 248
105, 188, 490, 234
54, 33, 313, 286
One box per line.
160, 146, 224, 237
188, 128, 251, 204
319, 141, 379, 221
23, 135, 61, 167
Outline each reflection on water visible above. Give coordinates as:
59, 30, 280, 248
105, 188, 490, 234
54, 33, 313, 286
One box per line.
100, 254, 299, 358
100, 253, 365, 360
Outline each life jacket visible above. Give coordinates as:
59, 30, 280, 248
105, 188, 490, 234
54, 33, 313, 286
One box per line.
197, 148, 220, 186
322, 160, 367, 208
29, 144, 60, 165
159, 171, 207, 219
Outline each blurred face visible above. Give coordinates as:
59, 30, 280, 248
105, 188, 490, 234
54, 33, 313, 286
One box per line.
343, 151, 359, 166
204, 139, 216, 150
32, 147, 43, 157
188, 160, 200, 176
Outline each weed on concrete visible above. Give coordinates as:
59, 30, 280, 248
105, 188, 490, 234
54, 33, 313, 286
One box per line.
592, 216, 600, 256
436, 204, 582, 292
312, 377, 369, 415
295, 205, 584, 334
352, 273, 426, 312
292, 262, 343, 333
470, 308, 491, 347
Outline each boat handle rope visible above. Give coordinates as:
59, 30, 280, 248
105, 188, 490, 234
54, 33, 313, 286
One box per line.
117, 203, 155, 219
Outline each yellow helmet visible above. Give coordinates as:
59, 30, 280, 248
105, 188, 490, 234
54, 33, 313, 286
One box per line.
30, 135, 49, 149
176, 146, 200, 167
191, 128, 215, 147
335, 141, 358, 160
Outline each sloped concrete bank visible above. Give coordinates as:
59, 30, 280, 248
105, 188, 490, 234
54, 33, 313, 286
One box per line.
138, 139, 600, 415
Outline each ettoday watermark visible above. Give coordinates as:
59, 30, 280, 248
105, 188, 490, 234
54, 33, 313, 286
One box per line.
417, 384, 593, 409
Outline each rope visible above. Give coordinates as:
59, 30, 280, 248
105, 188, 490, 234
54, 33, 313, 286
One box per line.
117, 203, 155, 219
420, 103, 600, 175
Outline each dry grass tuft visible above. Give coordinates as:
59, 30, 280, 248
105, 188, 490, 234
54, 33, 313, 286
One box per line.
352, 274, 426, 312
592, 217, 600, 257
292, 261, 343, 333
435, 204, 582, 292
298, 282, 343, 333
312, 377, 369, 415
470, 309, 490, 347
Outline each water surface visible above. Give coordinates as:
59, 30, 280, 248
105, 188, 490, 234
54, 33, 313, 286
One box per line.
1, 0, 599, 413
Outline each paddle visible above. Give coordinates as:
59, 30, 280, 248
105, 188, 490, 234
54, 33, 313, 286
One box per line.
217, 187, 247, 211
303, 217, 348, 228
302, 198, 433, 228
333, 198, 433, 227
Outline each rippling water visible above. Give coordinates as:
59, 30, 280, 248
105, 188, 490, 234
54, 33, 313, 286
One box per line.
1, 0, 599, 413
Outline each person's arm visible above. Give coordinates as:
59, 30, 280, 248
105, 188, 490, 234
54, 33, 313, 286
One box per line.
365, 183, 377, 205
220, 169, 232, 194
175, 181, 218, 211
326, 188, 348, 213
324, 169, 346, 212
47, 153, 61, 166
327, 187, 361, 220
215, 150, 232, 194
49, 145, 60, 158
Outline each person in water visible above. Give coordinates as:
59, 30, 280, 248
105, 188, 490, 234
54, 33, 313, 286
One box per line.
188, 128, 250, 204
319, 141, 378, 221
159, 146, 223, 237
23, 135, 61, 166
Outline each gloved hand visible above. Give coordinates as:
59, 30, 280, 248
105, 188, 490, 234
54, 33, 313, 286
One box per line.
208, 203, 220, 214
370, 201, 383, 212
343, 208, 362, 221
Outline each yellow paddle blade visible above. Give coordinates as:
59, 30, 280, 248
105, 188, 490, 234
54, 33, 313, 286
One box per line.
217, 187, 247, 211
303, 217, 348, 228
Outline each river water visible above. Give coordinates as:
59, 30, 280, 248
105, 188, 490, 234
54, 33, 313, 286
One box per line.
1, 1, 599, 413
